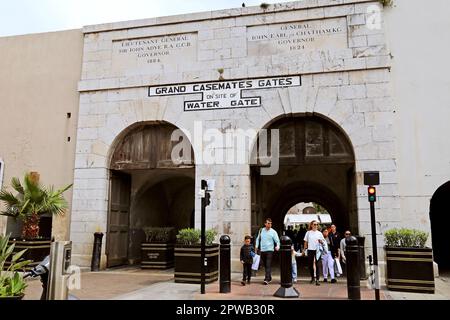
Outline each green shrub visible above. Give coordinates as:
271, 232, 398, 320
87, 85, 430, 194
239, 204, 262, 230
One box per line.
0, 234, 32, 297
384, 228, 428, 248
176, 228, 218, 245
206, 229, 218, 246
143, 227, 175, 243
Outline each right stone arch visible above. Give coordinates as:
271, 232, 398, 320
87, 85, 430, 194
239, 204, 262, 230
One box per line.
251, 113, 358, 236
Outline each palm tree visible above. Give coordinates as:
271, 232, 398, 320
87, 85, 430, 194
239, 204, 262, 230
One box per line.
0, 173, 72, 240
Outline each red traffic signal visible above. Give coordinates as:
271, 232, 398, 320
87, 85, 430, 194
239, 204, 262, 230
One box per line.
368, 186, 376, 202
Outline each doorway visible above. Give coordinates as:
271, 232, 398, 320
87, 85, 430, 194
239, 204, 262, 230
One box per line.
430, 181, 450, 273
251, 114, 357, 237
106, 122, 194, 267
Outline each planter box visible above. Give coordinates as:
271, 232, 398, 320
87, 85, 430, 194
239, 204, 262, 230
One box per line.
174, 244, 219, 284
385, 247, 435, 294
3, 239, 51, 271
141, 242, 174, 269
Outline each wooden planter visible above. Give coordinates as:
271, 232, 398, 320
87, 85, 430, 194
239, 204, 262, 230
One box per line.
385, 247, 435, 294
141, 242, 174, 269
174, 244, 219, 284
0, 294, 25, 300
3, 239, 51, 271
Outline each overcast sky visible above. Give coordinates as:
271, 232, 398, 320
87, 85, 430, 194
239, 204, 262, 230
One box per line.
0, 0, 293, 37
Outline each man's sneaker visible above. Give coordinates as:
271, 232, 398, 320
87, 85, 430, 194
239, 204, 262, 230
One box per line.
263, 280, 269, 285
331, 279, 337, 283
323, 278, 328, 283
310, 278, 315, 284
315, 280, 320, 286
241, 281, 246, 286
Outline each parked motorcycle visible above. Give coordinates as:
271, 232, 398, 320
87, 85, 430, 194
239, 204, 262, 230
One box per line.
24, 255, 50, 300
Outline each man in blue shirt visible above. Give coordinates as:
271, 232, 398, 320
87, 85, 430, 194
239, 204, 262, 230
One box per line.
255, 218, 281, 285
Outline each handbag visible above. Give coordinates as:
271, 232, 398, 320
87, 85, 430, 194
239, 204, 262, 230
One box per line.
251, 253, 261, 271
334, 257, 343, 275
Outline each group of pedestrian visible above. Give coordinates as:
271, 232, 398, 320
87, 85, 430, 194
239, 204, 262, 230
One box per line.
239, 217, 353, 286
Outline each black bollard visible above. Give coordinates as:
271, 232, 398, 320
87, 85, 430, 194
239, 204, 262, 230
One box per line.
274, 236, 299, 298
346, 236, 361, 300
220, 235, 231, 293
91, 232, 104, 272
356, 236, 367, 280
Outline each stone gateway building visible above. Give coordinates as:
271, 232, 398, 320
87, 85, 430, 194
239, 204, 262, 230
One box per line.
1, 0, 450, 275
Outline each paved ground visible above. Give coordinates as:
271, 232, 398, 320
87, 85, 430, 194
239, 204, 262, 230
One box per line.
23, 267, 450, 300
383, 270, 450, 300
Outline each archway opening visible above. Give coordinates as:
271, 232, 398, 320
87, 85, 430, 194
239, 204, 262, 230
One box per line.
251, 114, 357, 238
107, 122, 194, 267
430, 181, 450, 273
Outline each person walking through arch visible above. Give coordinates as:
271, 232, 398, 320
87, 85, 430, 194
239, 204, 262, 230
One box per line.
339, 230, 352, 275
321, 229, 337, 283
303, 220, 325, 286
329, 224, 341, 276
255, 218, 280, 285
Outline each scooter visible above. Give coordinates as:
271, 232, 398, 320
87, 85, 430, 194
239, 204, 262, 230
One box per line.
24, 255, 50, 300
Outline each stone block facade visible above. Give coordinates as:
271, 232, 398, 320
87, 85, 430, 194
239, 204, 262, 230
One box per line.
70, 0, 408, 272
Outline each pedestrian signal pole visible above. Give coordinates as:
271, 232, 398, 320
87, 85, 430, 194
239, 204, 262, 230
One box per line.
200, 179, 213, 295
364, 171, 380, 301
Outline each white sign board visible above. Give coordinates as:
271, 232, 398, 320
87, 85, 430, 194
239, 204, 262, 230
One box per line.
148, 76, 301, 111
112, 33, 197, 76
247, 17, 348, 56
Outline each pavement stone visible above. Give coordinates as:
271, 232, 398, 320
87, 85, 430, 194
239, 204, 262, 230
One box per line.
22, 267, 450, 300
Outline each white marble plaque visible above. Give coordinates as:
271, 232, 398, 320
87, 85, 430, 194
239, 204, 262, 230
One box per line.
247, 17, 348, 56
111, 33, 197, 76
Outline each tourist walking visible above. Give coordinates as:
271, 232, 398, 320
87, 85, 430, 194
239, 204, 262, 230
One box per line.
339, 230, 352, 274
321, 229, 337, 283
328, 224, 341, 276
255, 218, 281, 285
303, 220, 325, 286
240, 235, 255, 286
291, 244, 302, 283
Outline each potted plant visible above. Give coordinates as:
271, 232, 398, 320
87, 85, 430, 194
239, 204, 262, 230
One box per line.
0, 234, 32, 300
141, 227, 176, 269
0, 172, 72, 270
384, 228, 434, 293
174, 228, 219, 284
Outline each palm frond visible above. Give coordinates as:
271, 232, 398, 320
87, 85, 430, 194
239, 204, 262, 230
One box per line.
0, 190, 20, 206
11, 177, 24, 195
23, 173, 43, 203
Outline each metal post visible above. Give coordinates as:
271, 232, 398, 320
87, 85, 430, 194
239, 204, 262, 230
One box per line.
91, 232, 103, 272
220, 235, 231, 293
274, 236, 299, 298
346, 236, 361, 300
47, 241, 72, 300
370, 201, 380, 300
200, 180, 207, 295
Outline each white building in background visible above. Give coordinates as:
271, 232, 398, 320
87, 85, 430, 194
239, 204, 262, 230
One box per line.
1, 0, 449, 274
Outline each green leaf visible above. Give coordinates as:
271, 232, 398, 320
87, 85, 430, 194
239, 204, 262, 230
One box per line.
11, 249, 27, 263
10, 259, 32, 272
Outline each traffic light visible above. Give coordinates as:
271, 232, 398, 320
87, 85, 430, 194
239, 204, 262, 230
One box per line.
368, 186, 376, 202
